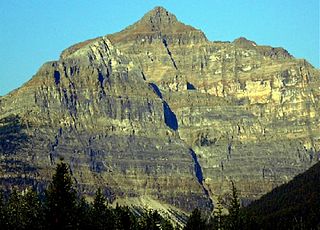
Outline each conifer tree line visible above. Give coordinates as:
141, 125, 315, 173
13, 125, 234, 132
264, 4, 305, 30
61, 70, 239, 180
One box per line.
0, 161, 319, 229
0, 161, 175, 230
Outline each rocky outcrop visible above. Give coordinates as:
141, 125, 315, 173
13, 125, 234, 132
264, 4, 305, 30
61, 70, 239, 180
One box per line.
108, 6, 207, 44
0, 6, 319, 216
0, 36, 212, 216
107, 7, 320, 201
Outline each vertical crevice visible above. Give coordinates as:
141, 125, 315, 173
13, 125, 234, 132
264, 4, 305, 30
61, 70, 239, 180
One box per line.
189, 148, 213, 208
162, 38, 178, 70
190, 149, 204, 184
148, 82, 178, 131
98, 71, 106, 99
54, 70, 60, 85
149, 83, 163, 99
163, 101, 178, 131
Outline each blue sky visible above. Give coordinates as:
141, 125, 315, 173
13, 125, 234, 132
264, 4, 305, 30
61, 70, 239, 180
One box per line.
0, 0, 319, 96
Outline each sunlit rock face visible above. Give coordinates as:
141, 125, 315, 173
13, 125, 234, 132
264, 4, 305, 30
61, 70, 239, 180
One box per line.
107, 7, 320, 201
0, 35, 211, 215
0, 6, 319, 215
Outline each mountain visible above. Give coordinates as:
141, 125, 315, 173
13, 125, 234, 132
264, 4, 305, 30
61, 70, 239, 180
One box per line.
244, 161, 320, 229
0, 6, 319, 218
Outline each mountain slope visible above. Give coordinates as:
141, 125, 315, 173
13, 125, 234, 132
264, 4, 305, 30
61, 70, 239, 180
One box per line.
0, 34, 212, 216
106, 6, 320, 200
0, 6, 319, 216
244, 161, 320, 229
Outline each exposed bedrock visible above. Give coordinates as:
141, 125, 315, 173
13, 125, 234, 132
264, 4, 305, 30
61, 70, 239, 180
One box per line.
0, 6, 319, 215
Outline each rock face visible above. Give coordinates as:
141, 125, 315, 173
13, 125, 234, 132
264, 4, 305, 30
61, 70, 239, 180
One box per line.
0, 6, 319, 215
0, 36, 211, 215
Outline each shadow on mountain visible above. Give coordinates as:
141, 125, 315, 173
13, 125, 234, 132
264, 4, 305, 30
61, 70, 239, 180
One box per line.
189, 149, 210, 198
98, 72, 104, 88
0, 115, 29, 155
189, 149, 203, 183
244, 161, 320, 229
187, 82, 196, 90
2, 159, 38, 173
0, 177, 39, 189
163, 101, 178, 130
54, 70, 60, 85
149, 83, 163, 99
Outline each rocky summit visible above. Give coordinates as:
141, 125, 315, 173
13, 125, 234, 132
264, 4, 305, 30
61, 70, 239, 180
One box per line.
0, 6, 319, 219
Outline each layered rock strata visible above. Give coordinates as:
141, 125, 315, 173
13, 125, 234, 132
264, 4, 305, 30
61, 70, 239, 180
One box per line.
0, 7, 319, 215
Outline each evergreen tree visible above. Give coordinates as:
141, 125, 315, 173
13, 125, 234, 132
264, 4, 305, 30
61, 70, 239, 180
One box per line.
138, 209, 175, 230
3, 189, 43, 229
44, 161, 78, 229
214, 196, 224, 230
226, 180, 242, 230
184, 208, 206, 230
20, 189, 44, 229
90, 188, 115, 229
0, 189, 45, 230
0, 191, 5, 229
6, 190, 24, 230
114, 205, 136, 230
75, 196, 91, 229
159, 214, 175, 230
139, 209, 161, 230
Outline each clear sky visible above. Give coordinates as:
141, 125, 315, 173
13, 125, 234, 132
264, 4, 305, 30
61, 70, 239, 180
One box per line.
0, 0, 319, 96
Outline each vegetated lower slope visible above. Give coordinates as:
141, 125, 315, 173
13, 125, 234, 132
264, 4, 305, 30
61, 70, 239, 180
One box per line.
244, 161, 320, 229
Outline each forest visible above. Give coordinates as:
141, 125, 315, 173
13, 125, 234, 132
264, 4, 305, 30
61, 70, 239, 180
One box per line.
0, 161, 319, 230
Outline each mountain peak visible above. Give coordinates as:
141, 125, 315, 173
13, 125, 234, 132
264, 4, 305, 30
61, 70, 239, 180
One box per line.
109, 6, 207, 43
139, 6, 179, 30
144, 6, 175, 18
233, 36, 292, 58
233, 37, 257, 47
